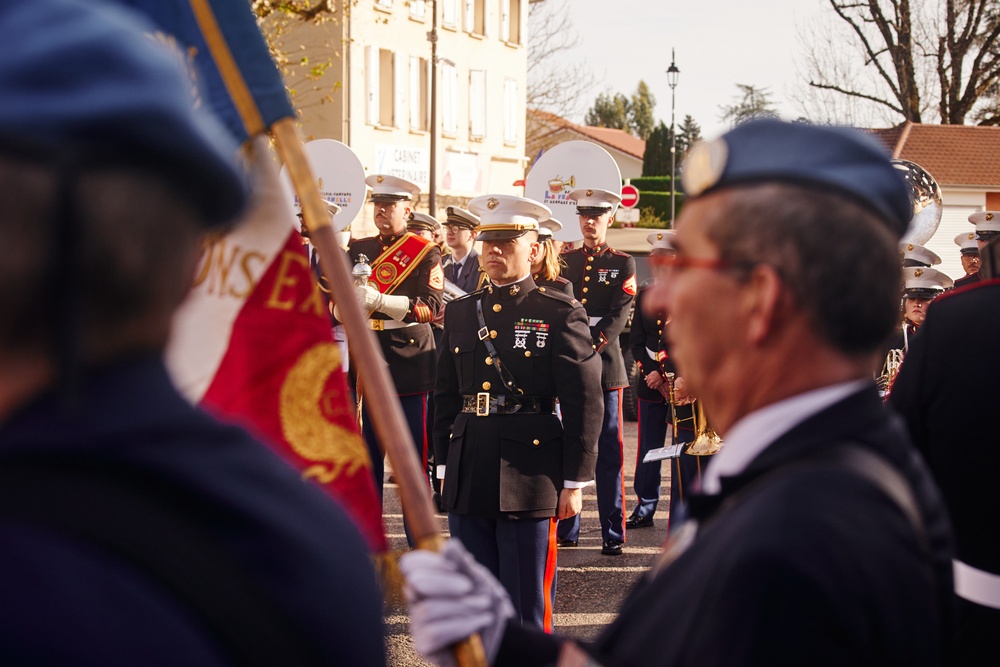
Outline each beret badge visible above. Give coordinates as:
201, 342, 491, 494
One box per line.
681, 138, 729, 197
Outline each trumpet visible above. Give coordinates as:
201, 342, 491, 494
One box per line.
664, 373, 723, 456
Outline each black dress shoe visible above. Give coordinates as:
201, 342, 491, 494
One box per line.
557, 538, 578, 548
625, 515, 654, 529
601, 540, 624, 556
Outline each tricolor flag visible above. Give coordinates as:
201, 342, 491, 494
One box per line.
116, 0, 387, 552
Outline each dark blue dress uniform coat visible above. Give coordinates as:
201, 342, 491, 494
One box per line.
433, 277, 602, 518
0, 357, 385, 666
349, 232, 443, 395
495, 386, 954, 666
890, 277, 1000, 665
561, 243, 636, 390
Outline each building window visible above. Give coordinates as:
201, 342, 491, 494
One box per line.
375, 0, 393, 10
366, 46, 399, 127
464, 0, 486, 37
501, 0, 521, 44
442, 62, 458, 137
409, 0, 426, 20
503, 77, 518, 145
410, 56, 429, 131
469, 70, 486, 139
442, 0, 458, 27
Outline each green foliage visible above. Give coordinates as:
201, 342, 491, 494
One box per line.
585, 92, 630, 130
630, 176, 673, 192
585, 80, 657, 139
642, 121, 671, 176
635, 206, 670, 229
719, 83, 779, 128
633, 191, 684, 224
676, 115, 702, 158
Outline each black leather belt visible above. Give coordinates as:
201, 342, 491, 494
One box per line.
461, 393, 557, 416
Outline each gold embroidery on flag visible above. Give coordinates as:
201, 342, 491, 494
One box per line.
280, 342, 370, 482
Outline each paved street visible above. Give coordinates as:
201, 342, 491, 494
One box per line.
382, 419, 675, 665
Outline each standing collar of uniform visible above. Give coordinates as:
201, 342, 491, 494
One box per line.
487, 274, 536, 300
699, 377, 870, 494
377, 231, 406, 245
582, 242, 609, 255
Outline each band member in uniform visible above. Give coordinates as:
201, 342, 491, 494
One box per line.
969, 210, 1000, 251
407, 211, 442, 241
890, 235, 1000, 666
531, 220, 574, 297
432, 194, 602, 630
953, 231, 981, 288
348, 175, 443, 500
557, 188, 636, 556
626, 232, 696, 531
899, 242, 941, 268
442, 206, 487, 293
402, 118, 954, 667
878, 266, 952, 397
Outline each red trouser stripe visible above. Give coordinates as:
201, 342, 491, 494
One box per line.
542, 517, 558, 633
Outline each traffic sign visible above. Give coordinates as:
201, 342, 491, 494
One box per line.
621, 184, 640, 209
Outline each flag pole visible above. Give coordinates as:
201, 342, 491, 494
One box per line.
270, 118, 487, 667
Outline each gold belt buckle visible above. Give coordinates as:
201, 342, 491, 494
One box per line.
370, 319, 384, 331
476, 392, 490, 417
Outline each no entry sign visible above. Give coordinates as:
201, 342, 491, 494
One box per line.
620, 184, 640, 208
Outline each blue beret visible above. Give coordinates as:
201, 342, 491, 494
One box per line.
0, 0, 247, 227
681, 119, 912, 238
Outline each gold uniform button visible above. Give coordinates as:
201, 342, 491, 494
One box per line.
524, 350, 531, 358
490, 330, 498, 339
493, 304, 502, 312
454, 347, 460, 354
657, 319, 662, 325
586, 265, 593, 271
592, 344, 597, 350
581, 298, 588, 304
482, 381, 491, 390
532, 439, 540, 446
588, 257, 595, 263
538, 287, 546, 292
582, 287, 589, 293
409, 339, 415, 344
584, 276, 591, 282
485, 357, 494, 365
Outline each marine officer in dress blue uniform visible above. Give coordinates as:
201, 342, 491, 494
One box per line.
557, 188, 636, 556
953, 231, 981, 289
348, 175, 443, 500
433, 194, 602, 631
626, 231, 696, 530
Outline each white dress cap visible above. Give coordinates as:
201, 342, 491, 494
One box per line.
902, 266, 953, 296
365, 174, 421, 200
468, 194, 552, 241
954, 231, 979, 254
568, 187, 622, 213
647, 230, 676, 251
899, 242, 941, 267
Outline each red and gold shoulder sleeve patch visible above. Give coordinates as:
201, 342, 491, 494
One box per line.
429, 263, 444, 290
623, 275, 637, 296
414, 301, 433, 323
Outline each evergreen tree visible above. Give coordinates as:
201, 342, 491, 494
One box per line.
642, 121, 671, 177
719, 84, 779, 128
585, 92, 630, 130
676, 115, 702, 162
629, 80, 656, 140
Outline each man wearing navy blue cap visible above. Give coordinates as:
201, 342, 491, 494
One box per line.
401, 119, 953, 666
0, 1, 384, 664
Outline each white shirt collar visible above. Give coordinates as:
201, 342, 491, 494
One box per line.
700, 378, 869, 494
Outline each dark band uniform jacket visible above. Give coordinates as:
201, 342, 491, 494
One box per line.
630, 284, 674, 403
532, 274, 574, 298
348, 232, 443, 394
444, 248, 486, 294
0, 358, 384, 666
496, 385, 954, 666
889, 277, 1000, 665
433, 276, 602, 517
561, 244, 636, 389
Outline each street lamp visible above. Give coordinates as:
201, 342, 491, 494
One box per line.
428, 0, 439, 215
666, 49, 680, 227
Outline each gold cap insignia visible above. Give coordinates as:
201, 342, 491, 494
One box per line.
656, 233, 663, 240
970, 233, 976, 240
914, 268, 924, 277
376, 175, 384, 183
682, 138, 729, 198
907, 244, 914, 251
987, 213, 994, 220
487, 197, 499, 210
585, 189, 594, 196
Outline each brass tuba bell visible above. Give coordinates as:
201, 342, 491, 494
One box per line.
685, 400, 724, 456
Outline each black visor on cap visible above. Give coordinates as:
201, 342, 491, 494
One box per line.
903, 288, 942, 300
577, 206, 611, 216
975, 230, 1000, 241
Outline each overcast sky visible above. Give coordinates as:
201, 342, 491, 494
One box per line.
544, 0, 835, 139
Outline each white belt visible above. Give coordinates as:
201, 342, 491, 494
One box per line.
589, 316, 601, 326
953, 559, 1000, 609
646, 347, 658, 361
369, 319, 419, 331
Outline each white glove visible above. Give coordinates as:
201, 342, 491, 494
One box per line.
400, 539, 514, 666
355, 284, 384, 315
